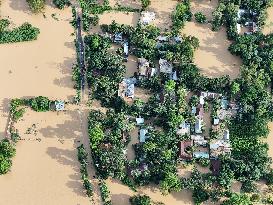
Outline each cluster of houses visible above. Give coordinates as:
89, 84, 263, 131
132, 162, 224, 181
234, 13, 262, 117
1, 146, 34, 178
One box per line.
236, 9, 259, 35
178, 91, 238, 175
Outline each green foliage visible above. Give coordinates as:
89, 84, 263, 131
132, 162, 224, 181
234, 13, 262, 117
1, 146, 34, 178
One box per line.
26, 0, 45, 13
77, 144, 93, 197
12, 108, 25, 122
82, 10, 99, 32
211, 3, 225, 31
192, 187, 209, 204
30, 96, 51, 112
0, 139, 16, 175
140, 0, 150, 10
89, 123, 105, 150
222, 193, 251, 205
130, 195, 151, 205
99, 181, 112, 205
53, 0, 71, 9
159, 172, 182, 195
171, 0, 192, 35
0, 22, 40, 44
194, 12, 207, 23
0, 19, 10, 32
241, 180, 258, 193
198, 158, 210, 167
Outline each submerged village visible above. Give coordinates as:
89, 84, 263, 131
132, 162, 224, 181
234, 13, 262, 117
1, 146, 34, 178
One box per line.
1, 0, 273, 205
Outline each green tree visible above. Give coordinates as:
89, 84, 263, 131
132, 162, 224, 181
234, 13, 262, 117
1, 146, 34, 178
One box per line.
130, 195, 151, 205
194, 12, 207, 23
140, 0, 151, 10
89, 123, 104, 150
26, 0, 45, 13
222, 193, 251, 205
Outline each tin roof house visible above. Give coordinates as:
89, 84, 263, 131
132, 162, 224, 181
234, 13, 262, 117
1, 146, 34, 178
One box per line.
118, 78, 136, 99
140, 11, 155, 25
114, 32, 123, 43
177, 121, 190, 135
195, 118, 202, 134
159, 59, 173, 74
179, 140, 193, 160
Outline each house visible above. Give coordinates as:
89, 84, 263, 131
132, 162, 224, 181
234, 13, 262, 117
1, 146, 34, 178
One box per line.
157, 35, 168, 42
223, 129, 229, 140
193, 151, 209, 159
174, 36, 182, 43
114, 32, 123, 43
126, 84, 134, 98
179, 140, 193, 160
191, 135, 207, 146
123, 42, 129, 61
172, 71, 178, 81
211, 159, 221, 175
159, 59, 173, 74
213, 118, 220, 125
55, 100, 65, 111
221, 98, 228, 110
196, 105, 204, 118
195, 119, 202, 134
210, 139, 231, 159
139, 128, 148, 143
177, 121, 190, 135
138, 58, 150, 76
136, 117, 144, 125
237, 9, 245, 19
237, 23, 241, 34
191, 106, 197, 115
118, 78, 136, 99
200, 91, 221, 99
200, 96, 205, 105
140, 11, 155, 25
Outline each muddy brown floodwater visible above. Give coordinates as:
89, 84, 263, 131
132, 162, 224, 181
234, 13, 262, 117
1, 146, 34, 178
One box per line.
182, 0, 241, 80
0, 0, 76, 135
263, 7, 273, 35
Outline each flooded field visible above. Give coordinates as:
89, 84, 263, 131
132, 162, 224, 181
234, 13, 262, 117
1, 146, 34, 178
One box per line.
0, 0, 75, 136
182, 0, 241, 79
99, 11, 139, 26
106, 178, 193, 205
149, 0, 177, 30
0, 106, 103, 204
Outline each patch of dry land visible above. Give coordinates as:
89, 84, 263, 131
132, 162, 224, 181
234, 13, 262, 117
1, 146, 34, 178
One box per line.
182, 0, 241, 79
263, 7, 273, 35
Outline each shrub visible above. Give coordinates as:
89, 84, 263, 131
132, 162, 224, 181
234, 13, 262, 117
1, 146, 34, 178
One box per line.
194, 12, 207, 23
30, 96, 50, 112
140, 0, 150, 10
0, 19, 10, 32
0, 139, 16, 175
198, 158, 210, 167
130, 194, 151, 205
26, 0, 45, 13
12, 108, 25, 122
0, 23, 40, 44
99, 181, 112, 204
53, 0, 71, 9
